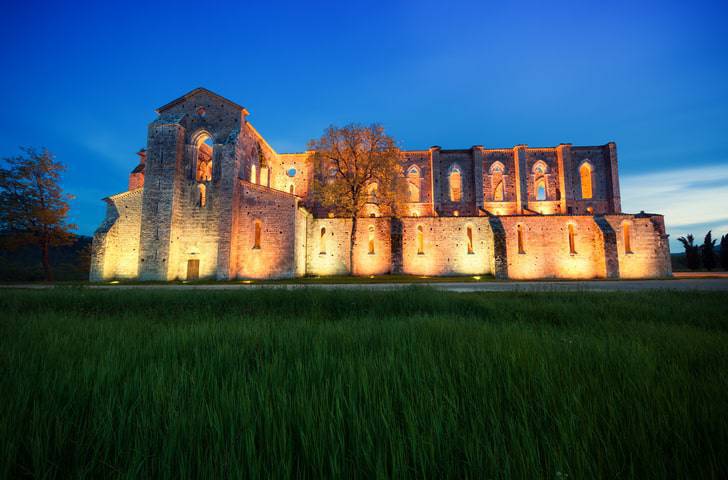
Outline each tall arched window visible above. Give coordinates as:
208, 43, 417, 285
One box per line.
568, 224, 577, 254
449, 165, 462, 203
536, 178, 547, 201
416, 225, 424, 255
407, 166, 421, 202
250, 164, 257, 184
494, 180, 504, 201
195, 134, 213, 182
466, 226, 474, 254
623, 222, 633, 254
517, 224, 525, 254
368, 225, 375, 254
319, 227, 327, 254
579, 163, 593, 199
253, 221, 262, 249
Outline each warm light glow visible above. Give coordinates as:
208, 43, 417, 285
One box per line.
472, 276, 481, 280
580, 163, 593, 199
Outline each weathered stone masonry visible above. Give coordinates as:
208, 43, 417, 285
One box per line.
90, 88, 671, 281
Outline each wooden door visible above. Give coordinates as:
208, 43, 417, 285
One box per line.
186, 259, 200, 280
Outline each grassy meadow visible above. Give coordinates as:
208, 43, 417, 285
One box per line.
1, 287, 727, 479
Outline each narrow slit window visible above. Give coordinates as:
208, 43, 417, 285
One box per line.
449, 168, 462, 203
494, 180, 504, 201
517, 224, 525, 254
251, 164, 257, 184
466, 226, 474, 254
579, 163, 592, 199
568, 224, 577, 254
253, 221, 261, 249
623, 223, 633, 254
417, 225, 424, 255
368, 226, 375, 254
536, 179, 546, 201
197, 183, 206, 208
319, 227, 327, 254
289, 184, 295, 194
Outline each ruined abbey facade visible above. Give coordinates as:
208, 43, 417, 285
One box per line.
90, 88, 671, 281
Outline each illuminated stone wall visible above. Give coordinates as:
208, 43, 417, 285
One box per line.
400, 217, 493, 276
306, 218, 393, 276
89, 189, 143, 281
605, 214, 672, 278
235, 181, 302, 279
499, 215, 607, 279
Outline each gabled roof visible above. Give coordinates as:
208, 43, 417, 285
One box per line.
155, 87, 249, 115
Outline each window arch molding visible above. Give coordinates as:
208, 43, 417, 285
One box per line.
489, 161, 506, 175
532, 160, 548, 175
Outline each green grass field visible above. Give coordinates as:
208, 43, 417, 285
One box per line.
1, 288, 727, 479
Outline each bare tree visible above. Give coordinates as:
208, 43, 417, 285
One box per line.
0, 147, 76, 281
309, 125, 406, 274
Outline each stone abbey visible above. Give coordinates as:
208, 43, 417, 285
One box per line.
90, 88, 672, 281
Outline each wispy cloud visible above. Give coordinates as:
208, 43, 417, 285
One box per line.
621, 163, 728, 246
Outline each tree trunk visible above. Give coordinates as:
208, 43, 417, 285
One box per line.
349, 215, 358, 276
41, 239, 53, 282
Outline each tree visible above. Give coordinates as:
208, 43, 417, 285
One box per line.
309, 124, 405, 274
721, 234, 728, 271
677, 234, 700, 270
701, 231, 717, 271
0, 147, 76, 281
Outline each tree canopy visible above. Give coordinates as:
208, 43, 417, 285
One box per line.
0, 147, 76, 280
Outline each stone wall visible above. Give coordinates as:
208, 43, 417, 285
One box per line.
400, 217, 493, 276
499, 215, 607, 279
234, 181, 301, 279
605, 214, 672, 278
89, 189, 142, 281
306, 217, 393, 276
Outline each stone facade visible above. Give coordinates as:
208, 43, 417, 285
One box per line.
90, 88, 671, 281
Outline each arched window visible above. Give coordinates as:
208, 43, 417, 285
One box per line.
197, 183, 206, 208
250, 164, 257, 184
449, 165, 462, 203
489, 161, 505, 175
407, 166, 421, 202
494, 180, 504, 201
416, 225, 424, 255
579, 163, 593, 199
367, 182, 378, 203
536, 178, 547, 201
289, 184, 295, 194
253, 221, 262, 249
568, 224, 577, 254
466, 226, 474, 254
319, 227, 327, 254
623, 222, 633, 254
517, 224, 525, 254
195, 134, 213, 182
368, 225, 375, 255
532, 161, 548, 175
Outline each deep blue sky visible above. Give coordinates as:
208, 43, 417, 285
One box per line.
1, 0, 727, 246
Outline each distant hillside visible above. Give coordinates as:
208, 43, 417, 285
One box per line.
0, 234, 92, 281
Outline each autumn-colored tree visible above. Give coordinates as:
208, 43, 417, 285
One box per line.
0, 147, 76, 281
309, 124, 406, 274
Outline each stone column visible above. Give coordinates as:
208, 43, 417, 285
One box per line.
429, 146, 441, 215
513, 145, 528, 214
472, 145, 485, 212
606, 142, 621, 213
555, 143, 571, 214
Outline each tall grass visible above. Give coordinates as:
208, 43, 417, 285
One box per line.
1, 288, 727, 478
